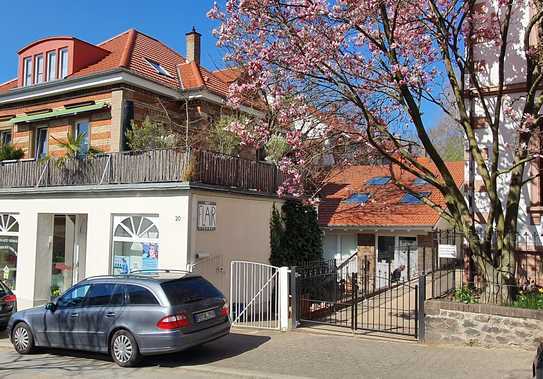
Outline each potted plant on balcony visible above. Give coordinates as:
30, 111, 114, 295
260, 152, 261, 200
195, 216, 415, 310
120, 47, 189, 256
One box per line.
0, 143, 24, 162
52, 132, 102, 166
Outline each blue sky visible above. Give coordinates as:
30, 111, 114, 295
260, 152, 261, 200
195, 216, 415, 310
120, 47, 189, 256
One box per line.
0, 1, 442, 126
0, 0, 223, 83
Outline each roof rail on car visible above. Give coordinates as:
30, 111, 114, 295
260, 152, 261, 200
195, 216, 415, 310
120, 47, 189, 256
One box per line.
129, 269, 191, 275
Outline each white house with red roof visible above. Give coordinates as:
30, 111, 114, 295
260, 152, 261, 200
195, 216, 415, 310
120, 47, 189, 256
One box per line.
0, 28, 279, 309
318, 160, 464, 282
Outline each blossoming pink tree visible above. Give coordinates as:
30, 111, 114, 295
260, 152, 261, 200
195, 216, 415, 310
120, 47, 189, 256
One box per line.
210, 0, 543, 300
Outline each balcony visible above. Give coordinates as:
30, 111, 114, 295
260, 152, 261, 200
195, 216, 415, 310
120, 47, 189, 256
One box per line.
0, 149, 283, 194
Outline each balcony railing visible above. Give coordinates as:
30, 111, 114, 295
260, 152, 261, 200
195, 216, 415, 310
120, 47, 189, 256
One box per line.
0, 149, 283, 194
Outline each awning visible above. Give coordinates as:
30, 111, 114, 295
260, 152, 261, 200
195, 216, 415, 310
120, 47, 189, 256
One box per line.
10, 102, 109, 124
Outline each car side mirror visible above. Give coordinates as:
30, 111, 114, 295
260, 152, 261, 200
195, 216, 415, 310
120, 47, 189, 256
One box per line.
45, 302, 56, 312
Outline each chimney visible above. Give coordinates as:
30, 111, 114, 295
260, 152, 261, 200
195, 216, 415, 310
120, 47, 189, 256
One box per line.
186, 26, 201, 65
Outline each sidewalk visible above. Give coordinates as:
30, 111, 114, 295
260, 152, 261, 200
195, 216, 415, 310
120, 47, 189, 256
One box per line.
0, 327, 533, 378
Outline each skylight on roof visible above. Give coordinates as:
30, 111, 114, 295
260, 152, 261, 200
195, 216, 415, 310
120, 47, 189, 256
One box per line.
413, 177, 428, 185
400, 192, 431, 204
367, 176, 391, 185
345, 193, 370, 204
145, 58, 173, 78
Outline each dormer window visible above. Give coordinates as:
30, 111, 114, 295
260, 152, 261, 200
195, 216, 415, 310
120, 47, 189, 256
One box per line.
47, 51, 57, 81
23, 57, 32, 87
59, 48, 69, 79
145, 58, 173, 77
34, 54, 44, 84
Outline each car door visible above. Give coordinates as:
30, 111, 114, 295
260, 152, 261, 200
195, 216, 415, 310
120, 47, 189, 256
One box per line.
43, 284, 90, 348
80, 283, 125, 352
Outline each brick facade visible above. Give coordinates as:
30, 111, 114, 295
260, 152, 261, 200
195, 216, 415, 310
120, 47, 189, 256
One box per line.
1, 86, 255, 160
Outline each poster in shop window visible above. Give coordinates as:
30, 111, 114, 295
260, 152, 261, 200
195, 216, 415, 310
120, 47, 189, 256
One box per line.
142, 243, 159, 271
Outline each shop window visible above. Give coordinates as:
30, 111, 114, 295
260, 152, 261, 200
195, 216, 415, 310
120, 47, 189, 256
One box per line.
0, 214, 19, 290
112, 215, 159, 275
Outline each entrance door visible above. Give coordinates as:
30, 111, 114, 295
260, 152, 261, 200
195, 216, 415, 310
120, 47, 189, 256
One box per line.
398, 237, 417, 280
50, 215, 87, 298
376, 236, 395, 288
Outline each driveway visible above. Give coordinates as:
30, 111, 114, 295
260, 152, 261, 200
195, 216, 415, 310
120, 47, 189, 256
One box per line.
0, 328, 533, 378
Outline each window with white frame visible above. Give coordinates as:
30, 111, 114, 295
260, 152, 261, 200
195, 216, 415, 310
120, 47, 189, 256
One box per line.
144, 58, 174, 77
0, 214, 19, 290
47, 51, 57, 81
0, 130, 11, 145
75, 120, 90, 156
35, 127, 48, 159
23, 57, 32, 86
34, 54, 44, 84
112, 215, 159, 275
59, 48, 69, 79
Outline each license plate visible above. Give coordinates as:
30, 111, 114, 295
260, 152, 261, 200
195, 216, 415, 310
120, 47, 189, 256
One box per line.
194, 309, 216, 323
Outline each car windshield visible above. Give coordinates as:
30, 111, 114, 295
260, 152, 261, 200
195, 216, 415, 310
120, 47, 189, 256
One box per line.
161, 277, 223, 306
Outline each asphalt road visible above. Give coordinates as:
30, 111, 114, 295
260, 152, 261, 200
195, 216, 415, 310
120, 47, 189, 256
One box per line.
0, 328, 534, 378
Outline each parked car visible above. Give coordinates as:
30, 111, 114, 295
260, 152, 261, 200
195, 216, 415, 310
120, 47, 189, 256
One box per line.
0, 280, 16, 331
7, 271, 230, 366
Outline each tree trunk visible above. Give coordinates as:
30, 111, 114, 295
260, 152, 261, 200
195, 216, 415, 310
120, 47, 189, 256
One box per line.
477, 258, 517, 305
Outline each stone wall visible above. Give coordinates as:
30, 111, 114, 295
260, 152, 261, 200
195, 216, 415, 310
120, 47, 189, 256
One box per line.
425, 300, 543, 350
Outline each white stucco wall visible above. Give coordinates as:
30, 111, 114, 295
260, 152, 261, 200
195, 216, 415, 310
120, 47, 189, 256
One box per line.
0, 189, 190, 309
187, 190, 281, 296
468, 1, 539, 248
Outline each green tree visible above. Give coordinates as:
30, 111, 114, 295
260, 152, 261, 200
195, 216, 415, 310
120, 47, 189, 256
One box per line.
125, 116, 177, 151
0, 144, 24, 161
265, 134, 290, 163
208, 115, 242, 155
269, 204, 285, 266
270, 200, 323, 267
427, 116, 464, 161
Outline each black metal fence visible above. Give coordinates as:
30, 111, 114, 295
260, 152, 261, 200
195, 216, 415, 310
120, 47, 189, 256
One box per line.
293, 257, 423, 338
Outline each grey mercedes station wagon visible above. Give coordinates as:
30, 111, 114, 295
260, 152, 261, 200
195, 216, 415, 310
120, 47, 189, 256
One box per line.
7, 271, 230, 366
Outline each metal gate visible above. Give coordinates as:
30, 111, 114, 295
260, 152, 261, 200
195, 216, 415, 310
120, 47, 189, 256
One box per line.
295, 257, 424, 338
230, 261, 289, 330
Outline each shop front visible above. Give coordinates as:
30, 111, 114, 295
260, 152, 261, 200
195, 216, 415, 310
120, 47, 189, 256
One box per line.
0, 214, 18, 291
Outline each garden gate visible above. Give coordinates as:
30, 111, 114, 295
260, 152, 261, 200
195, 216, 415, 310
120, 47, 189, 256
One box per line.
293, 255, 425, 338
230, 261, 289, 331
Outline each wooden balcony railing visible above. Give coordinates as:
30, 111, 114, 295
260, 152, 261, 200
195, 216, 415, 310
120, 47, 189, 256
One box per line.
0, 149, 283, 194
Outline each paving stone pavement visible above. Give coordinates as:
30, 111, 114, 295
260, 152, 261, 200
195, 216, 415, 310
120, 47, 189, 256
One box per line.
0, 328, 534, 378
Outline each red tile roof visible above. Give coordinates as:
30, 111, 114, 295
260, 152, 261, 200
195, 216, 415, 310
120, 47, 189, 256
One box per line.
318, 159, 464, 228
0, 79, 17, 93
213, 67, 242, 83
0, 29, 235, 98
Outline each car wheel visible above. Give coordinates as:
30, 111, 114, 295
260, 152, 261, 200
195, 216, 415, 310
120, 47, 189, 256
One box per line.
110, 330, 140, 367
12, 323, 35, 354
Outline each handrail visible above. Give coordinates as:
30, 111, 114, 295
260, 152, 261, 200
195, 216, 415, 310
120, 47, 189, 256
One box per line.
336, 251, 359, 271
